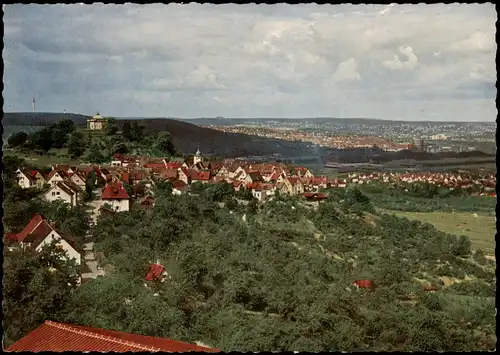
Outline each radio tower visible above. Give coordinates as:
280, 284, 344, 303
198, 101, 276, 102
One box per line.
30, 94, 36, 126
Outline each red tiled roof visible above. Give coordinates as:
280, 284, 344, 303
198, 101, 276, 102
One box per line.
144, 263, 167, 282
191, 170, 210, 181
6, 320, 219, 352
166, 162, 182, 169
144, 163, 165, 168
269, 172, 281, 180
12, 214, 46, 242
353, 280, 375, 290
303, 192, 328, 200
101, 183, 130, 200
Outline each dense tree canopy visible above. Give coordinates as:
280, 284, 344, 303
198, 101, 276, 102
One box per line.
67, 131, 86, 158
7, 131, 28, 147
2, 158, 496, 352
3, 242, 80, 346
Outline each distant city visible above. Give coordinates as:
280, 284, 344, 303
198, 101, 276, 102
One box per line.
194, 118, 496, 155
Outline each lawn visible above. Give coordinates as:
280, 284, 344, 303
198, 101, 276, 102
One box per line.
5, 151, 84, 167
386, 210, 496, 254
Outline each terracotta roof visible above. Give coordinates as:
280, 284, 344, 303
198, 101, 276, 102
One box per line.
101, 183, 130, 200
6, 320, 219, 352
144, 163, 166, 169
19, 169, 36, 182
353, 280, 375, 290
191, 170, 211, 181
248, 171, 263, 182
144, 263, 167, 282
166, 162, 182, 169
11, 214, 46, 242
269, 172, 281, 181
159, 169, 179, 181
9, 214, 81, 252
303, 192, 328, 200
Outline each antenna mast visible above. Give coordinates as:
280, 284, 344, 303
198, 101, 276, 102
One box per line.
31, 94, 36, 126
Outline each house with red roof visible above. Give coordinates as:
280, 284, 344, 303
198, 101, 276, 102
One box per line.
303, 192, 328, 202
101, 182, 131, 212
144, 261, 170, 284
293, 167, 314, 178
6, 214, 82, 266
178, 167, 191, 185
6, 320, 219, 352
158, 168, 179, 182
352, 279, 375, 291
69, 171, 87, 189
44, 181, 82, 207
47, 169, 70, 186
243, 171, 264, 184
191, 170, 211, 184
15, 168, 37, 188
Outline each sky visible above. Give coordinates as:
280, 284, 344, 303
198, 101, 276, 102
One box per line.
3, 3, 497, 121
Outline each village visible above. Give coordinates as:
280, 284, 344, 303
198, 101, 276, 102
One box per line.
9, 146, 496, 285
15, 147, 497, 213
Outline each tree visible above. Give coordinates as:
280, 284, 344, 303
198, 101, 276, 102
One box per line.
236, 187, 254, 201
83, 171, 97, 202
3, 242, 79, 346
67, 131, 86, 158
452, 235, 472, 257
190, 181, 205, 194
106, 117, 118, 136
8, 131, 28, 148
154, 131, 176, 155
51, 128, 69, 149
123, 182, 134, 198
87, 143, 106, 164
111, 141, 128, 155
54, 119, 76, 135
31, 128, 54, 151
131, 120, 145, 142
122, 121, 133, 141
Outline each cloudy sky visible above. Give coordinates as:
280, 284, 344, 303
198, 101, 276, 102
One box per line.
3, 3, 497, 121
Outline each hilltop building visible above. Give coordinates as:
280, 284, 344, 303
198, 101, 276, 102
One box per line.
87, 112, 106, 130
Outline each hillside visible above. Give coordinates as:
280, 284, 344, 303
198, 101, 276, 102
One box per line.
3, 112, 89, 126
115, 118, 315, 157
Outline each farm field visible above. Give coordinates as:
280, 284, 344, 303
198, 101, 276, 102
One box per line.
387, 210, 496, 254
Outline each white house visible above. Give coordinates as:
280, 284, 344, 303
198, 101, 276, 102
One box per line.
69, 172, 86, 189
16, 169, 36, 188
7, 214, 82, 266
101, 183, 130, 212
35, 229, 82, 266
251, 189, 264, 201
47, 170, 67, 186
44, 182, 81, 207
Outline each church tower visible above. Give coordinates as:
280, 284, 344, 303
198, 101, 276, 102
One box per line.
193, 146, 203, 165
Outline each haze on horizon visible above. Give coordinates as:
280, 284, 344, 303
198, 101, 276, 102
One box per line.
3, 3, 497, 122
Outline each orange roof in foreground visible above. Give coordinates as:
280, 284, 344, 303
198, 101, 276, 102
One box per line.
6, 320, 219, 352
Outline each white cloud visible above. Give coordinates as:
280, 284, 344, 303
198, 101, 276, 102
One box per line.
2, 3, 497, 121
333, 58, 361, 82
383, 46, 419, 70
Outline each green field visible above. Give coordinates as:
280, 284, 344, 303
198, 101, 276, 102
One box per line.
4, 151, 83, 167
386, 210, 496, 254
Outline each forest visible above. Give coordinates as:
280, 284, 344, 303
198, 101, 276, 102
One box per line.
2, 156, 496, 351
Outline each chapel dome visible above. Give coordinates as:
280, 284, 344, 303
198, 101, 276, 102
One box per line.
93, 112, 103, 120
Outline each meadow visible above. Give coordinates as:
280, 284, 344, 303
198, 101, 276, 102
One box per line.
386, 210, 496, 255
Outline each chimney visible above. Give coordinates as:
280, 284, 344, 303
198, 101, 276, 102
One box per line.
156, 259, 160, 265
